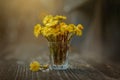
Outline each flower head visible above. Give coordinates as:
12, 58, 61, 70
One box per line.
67, 24, 76, 33
30, 61, 40, 72
34, 24, 42, 38
60, 22, 68, 33
43, 15, 59, 27
75, 26, 83, 36
77, 24, 84, 30
45, 20, 58, 27
43, 15, 54, 25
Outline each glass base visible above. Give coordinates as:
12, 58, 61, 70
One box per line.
49, 64, 69, 70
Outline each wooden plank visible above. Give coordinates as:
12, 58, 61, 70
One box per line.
0, 60, 118, 80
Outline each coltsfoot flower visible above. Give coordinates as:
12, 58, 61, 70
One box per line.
45, 20, 58, 27
30, 61, 40, 72
43, 15, 54, 25
30, 61, 49, 72
34, 24, 42, 38
77, 24, 84, 30
75, 24, 84, 36
75, 27, 82, 36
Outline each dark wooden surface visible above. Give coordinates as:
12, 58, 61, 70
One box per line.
0, 60, 119, 80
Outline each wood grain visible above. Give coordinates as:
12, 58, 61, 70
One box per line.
0, 60, 119, 80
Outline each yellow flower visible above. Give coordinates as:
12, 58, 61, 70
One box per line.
34, 24, 42, 38
67, 24, 76, 33
75, 27, 82, 36
43, 15, 54, 25
30, 61, 40, 72
43, 15, 59, 27
46, 20, 58, 27
77, 24, 84, 30
75, 24, 83, 36
41, 27, 51, 37
60, 22, 68, 32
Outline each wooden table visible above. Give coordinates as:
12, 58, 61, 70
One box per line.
0, 59, 119, 80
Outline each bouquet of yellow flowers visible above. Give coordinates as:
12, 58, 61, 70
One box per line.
34, 15, 83, 42
33, 15, 83, 70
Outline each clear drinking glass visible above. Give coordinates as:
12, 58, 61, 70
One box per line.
48, 42, 69, 70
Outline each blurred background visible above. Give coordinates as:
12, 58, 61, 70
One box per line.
0, 0, 120, 64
